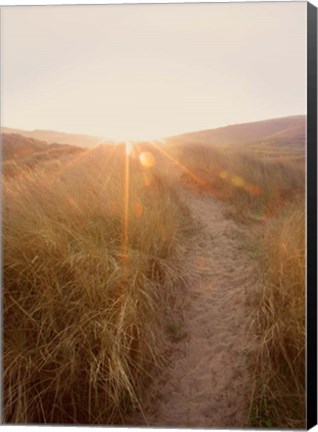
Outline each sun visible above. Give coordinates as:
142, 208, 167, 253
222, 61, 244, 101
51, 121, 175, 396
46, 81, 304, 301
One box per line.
107, 133, 165, 144
125, 141, 133, 155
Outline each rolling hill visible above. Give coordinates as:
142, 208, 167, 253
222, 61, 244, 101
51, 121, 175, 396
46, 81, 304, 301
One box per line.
2, 115, 305, 164
2, 127, 103, 148
1, 132, 84, 176
2, 133, 49, 160
167, 115, 305, 148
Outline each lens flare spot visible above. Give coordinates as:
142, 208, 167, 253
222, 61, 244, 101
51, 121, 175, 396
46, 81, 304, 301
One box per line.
139, 151, 156, 168
133, 202, 144, 217
219, 170, 229, 179
245, 184, 261, 196
231, 176, 245, 187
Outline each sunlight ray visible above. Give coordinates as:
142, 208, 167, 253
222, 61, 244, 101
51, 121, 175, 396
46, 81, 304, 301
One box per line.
151, 140, 206, 186
54, 145, 117, 187
47, 145, 101, 181
125, 141, 133, 156
94, 145, 117, 185
54, 147, 96, 177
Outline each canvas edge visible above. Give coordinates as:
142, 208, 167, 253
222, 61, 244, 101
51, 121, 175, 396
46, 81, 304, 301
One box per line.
307, 1, 317, 430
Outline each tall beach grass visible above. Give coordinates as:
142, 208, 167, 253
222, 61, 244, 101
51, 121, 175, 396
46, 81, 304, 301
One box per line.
175, 142, 305, 427
2, 144, 191, 424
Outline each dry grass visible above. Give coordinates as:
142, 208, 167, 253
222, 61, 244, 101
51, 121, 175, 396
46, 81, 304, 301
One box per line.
2, 136, 306, 427
2, 144, 191, 424
175, 142, 305, 427
177, 143, 304, 220
249, 203, 305, 428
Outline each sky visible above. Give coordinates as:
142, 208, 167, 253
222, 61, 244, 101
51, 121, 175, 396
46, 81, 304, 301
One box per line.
1, 2, 307, 140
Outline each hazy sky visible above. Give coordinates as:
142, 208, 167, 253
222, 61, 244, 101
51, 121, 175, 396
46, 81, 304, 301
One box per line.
2, 2, 306, 140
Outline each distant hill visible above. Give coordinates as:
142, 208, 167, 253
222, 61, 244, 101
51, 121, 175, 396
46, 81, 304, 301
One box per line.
2, 133, 48, 160
167, 115, 306, 147
1, 133, 85, 177
3, 115, 306, 155
2, 127, 103, 148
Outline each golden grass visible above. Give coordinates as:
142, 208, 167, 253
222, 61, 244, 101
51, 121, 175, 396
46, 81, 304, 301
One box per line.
2, 137, 306, 427
2, 144, 191, 424
176, 142, 305, 427
177, 143, 304, 220
249, 203, 305, 428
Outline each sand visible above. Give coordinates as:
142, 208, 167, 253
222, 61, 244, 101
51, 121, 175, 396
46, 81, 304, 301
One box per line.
128, 185, 257, 428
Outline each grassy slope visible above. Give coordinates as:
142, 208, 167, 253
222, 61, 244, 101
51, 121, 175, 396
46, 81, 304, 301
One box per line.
3, 143, 191, 424
2, 133, 85, 177
250, 204, 305, 428
172, 139, 305, 428
2, 127, 103, 148
168, 115, 305, 146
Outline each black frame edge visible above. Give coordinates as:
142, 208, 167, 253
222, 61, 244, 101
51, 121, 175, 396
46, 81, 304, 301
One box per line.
307, 2, 317, 430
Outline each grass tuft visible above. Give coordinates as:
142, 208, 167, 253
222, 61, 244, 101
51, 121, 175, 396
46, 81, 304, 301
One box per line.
175, 142, 305, 427
3, 144, 191, 424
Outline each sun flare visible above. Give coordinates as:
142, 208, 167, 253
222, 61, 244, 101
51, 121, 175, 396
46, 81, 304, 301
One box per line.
125, 141, 133, 156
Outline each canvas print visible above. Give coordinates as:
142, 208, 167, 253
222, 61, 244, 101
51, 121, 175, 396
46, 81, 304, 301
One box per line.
1, 2, 309, 428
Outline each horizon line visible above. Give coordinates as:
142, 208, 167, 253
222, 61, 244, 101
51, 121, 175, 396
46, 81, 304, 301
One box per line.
2, 112, 306, 142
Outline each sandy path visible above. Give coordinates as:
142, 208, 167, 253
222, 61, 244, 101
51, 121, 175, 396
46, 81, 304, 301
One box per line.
129, 187, 257, 428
